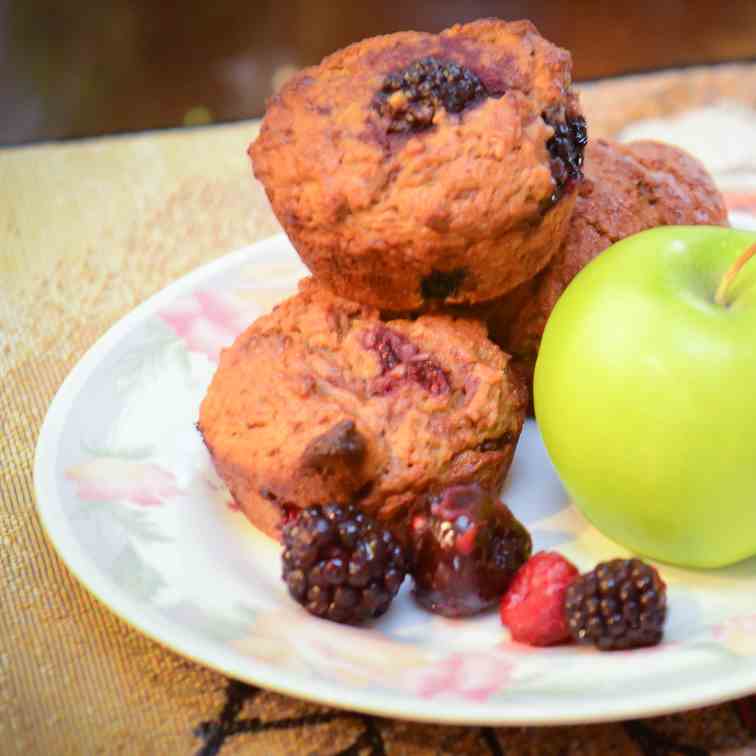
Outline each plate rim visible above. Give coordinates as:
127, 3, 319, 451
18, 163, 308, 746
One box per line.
34, 233, 756, 726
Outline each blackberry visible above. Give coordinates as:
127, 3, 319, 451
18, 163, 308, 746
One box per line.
543, 113, 588, 207
564, 558, 667, 651
374, 57, 488, 133
281, 502, 407, 624
408, 484, 532, 618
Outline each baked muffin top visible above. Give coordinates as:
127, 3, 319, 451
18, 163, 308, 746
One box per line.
198, 277, 526, 538
250, 19, 585, 309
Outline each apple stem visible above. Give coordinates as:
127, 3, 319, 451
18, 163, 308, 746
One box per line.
715, 243, 756, 306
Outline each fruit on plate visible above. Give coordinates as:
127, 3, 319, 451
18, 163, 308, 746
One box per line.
564, 558, 667, 651
408, 483, 532, 617
500, 551, 579, 646
534, 225, 756, 567
281, 502, 407, 624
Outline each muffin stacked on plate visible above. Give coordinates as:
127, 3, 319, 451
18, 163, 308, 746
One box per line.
199, 19, 727, 544
488, 137, 729, 389
198, 278, 527, 542
250, 19, 586, 311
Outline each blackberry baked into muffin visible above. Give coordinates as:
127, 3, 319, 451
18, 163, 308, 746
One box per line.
489, 138, 729, 387
249, 19, 586, 311
198, 278, 527, 541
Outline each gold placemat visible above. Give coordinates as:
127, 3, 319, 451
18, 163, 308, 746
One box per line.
3, 63, 756, 755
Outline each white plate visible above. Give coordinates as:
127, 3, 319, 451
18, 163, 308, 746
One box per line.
35, 233, 756, 725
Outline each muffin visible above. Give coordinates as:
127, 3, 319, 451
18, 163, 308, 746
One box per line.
198, 278, 527, 541
489, 138, 729, 387
249, 19, 586, 311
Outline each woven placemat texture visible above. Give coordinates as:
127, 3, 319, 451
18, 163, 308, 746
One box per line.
3, 64, 756, 755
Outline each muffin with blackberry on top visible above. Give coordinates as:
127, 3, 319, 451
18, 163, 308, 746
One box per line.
250, 19, 586, 311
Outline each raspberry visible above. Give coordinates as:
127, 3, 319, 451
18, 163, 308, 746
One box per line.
564, 558, 667, 651
500, 551, 579, 646
408, 484, 532, 618
363, 325, 450, 396
281, 503, 407, 624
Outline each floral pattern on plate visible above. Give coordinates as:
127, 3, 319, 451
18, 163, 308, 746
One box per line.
66, 458, 182, 506
714, 615, 756, 656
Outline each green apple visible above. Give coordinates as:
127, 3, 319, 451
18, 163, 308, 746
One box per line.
534, 225, 756, 568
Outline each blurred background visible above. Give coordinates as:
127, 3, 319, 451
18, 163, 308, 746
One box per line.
2, 0, 756, 146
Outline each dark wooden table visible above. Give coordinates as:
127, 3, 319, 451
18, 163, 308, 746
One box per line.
2, 0, 756, 145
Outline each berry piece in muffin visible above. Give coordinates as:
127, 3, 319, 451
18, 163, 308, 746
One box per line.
250, 19, 585, 310
197, 279, 527, 541
488, 138, 729, 391
373, 56, 488, 133
543, 113, 588, 208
